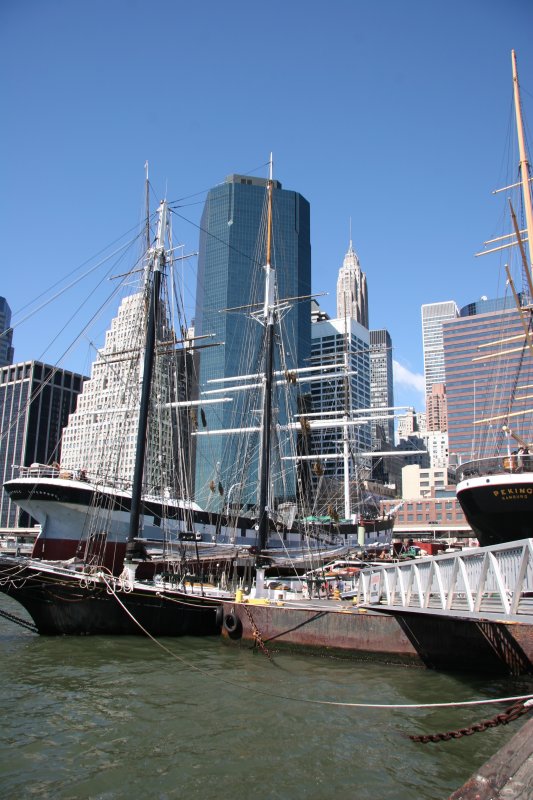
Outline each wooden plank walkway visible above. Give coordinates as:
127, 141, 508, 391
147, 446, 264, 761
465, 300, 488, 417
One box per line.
449, 715, 533, 799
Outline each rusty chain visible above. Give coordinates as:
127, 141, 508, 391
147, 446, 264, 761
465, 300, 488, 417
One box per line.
242, 604, 273, 661
409, 699, 532, 743
0, 606, 38, 633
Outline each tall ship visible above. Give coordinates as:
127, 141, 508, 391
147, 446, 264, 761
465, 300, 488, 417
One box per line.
0, 162, 394, 634
456, 51, 533, 547
0, 197, 230, 635
3, 171, 394, 576
2, 177, 353, 573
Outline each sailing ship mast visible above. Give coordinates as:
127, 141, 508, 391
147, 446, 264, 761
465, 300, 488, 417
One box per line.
470, 52, 533, 438
341, 295, 352, 522
125, 199, 168, 562
257, 156, 275, 551
512, 50, 533, 277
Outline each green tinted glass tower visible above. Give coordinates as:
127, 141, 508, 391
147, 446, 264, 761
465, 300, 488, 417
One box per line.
194, 174, 311, 512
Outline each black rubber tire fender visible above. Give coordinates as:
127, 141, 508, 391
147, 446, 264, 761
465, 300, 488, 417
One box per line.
223, 612, 242, 637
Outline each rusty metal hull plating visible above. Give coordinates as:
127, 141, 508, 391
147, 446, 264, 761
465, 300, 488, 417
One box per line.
221, 601, 533, 675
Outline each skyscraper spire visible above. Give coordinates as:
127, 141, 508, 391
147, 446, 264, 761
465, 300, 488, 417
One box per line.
336, 231, 368, 328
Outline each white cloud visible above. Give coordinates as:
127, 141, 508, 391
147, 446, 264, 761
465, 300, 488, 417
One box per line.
393, 360, 425, 395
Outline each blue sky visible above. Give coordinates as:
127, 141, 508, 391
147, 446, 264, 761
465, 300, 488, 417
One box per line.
2, 0, 533, 409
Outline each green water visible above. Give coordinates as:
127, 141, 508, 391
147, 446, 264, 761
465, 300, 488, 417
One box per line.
0, 595, 531, 800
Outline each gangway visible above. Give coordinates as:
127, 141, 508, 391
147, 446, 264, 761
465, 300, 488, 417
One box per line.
349, 538, 533, 623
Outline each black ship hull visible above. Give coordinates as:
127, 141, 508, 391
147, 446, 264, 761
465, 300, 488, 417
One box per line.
0, 557, 222, 636
456, 470, 533, 547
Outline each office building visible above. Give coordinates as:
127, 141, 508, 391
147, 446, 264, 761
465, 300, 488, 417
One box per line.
426, 382, 447, 431
460, 296, 518, 317
60, 290, 181, 495
369, 329, 394, 448
336, 240, 368, 327
397, 408, 426, 440
402, 463, 455, 499
421, 301, 459, 399
309, 316, 371, 495
422, 430, 449, 469
380, 486, 468, 538
443, 298, 533, 463
0, 361, 85, 527
194, 174, 311, 510
311, 299, 330, 323
0, 297, 14, 367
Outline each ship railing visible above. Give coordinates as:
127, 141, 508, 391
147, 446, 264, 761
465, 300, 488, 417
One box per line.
351, 538, 533, 622
455, 454, 533, 482
16, 464, 133, 491
18, 464, 61, 479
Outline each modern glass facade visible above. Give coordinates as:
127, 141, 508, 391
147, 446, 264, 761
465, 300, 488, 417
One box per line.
0, 361, 85, 526
0, 297, 14, 367
309, 317, 371, 481
421, 301, 459, 398
443, 304, 533, 462
194, 175, 311, 511
460, 296, 518, 318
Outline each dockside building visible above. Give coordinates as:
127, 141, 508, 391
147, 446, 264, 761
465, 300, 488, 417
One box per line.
0, 361, 85, 527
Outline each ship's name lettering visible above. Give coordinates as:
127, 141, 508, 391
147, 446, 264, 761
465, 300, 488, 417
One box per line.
493, 487, 533, 498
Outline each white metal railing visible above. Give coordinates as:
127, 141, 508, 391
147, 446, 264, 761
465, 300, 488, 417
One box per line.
353, 539, 533, 622
15, 464, 132, 491
455, 454, 533, 482
18, 464, 61, 479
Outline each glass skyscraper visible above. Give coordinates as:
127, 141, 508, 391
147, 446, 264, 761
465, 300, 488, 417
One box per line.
310, 316, 371, 478
193, 174, 311, 511
421, 300, 459, 400
0, 297, 14, 367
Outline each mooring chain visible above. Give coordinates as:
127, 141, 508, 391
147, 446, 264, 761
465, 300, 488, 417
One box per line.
242, 604, 273, 661
409, 699, 532, 743
0, 606, 38, 633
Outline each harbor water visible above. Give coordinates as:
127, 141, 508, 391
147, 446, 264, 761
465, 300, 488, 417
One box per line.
1, 596, 531, 800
